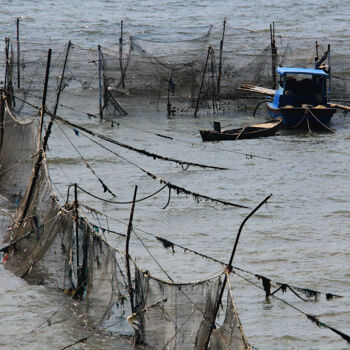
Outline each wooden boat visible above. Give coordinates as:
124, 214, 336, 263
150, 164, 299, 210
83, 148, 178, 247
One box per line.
200, 119, 282, 142
266, 67, 336, 129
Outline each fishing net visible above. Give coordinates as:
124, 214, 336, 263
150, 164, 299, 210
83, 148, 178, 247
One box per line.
0, 95, 38, 199
133, 267, 250, 350
3, 21, 350, 121
0, 91, 251, 348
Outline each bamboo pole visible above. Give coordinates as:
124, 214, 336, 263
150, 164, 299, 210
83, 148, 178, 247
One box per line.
16, 18, 20, 89
327, 44, 331, 98
119, 20, 125, 89
98, 45, 103, 120
73, 183, 84, 300
217, 18, 226, 95
54, 41, 71, 116
194, 46, 211, 118
126, 185, 138, 313
18, 49, 51, 225
43, 42, 71, 152
204, 194, 272, 349
210, 49, 217, 113
4, 38, 9, 92
270, 23, 277, 90
167, 66, 173, 117
39, 49, 51, 140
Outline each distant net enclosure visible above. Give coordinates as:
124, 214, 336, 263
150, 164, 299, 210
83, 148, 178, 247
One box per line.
7, 40, 103, 118
101, 23, 274, 115
4, 21, 350, 119
0, 91, 251, 349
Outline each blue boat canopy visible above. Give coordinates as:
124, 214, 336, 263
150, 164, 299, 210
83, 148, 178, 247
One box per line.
277, 67, 329, 77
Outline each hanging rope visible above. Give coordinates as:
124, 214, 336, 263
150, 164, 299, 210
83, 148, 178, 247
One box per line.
50, 112, 228, 171
55, 121, 117, 197
78, 133, 249, 209
232, 270, 350, 345
66, 183, 167, 205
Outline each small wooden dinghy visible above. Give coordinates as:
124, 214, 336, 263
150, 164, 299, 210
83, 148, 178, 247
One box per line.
200, 119, 282, 142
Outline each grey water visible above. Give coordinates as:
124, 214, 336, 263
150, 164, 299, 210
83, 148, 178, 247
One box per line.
1, 1, 350, 349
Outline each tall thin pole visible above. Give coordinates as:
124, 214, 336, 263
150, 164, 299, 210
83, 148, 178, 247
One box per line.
18, 49, 51, 225
43, 42, 71, 152
16, 18, 20, 89
217, 18, 226, 95
270, 23, 277, 90
204, 194, 272, 349
327, 44, 331, 99
74, 183, 80, 270
4, 38, 9, 92
39, 49, 51, 140
194, 46, 211, 118
54, 41, 71, 116
126, 185, 138, 313
98, 45, 103, 120
119, 20, 125, 89
74, 183, 84, 300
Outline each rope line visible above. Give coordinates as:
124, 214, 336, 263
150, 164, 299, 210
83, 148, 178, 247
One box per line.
54, 121, 117, 197
68, 183, 167, 205
78, 134, 249, 209
51, 112, 228, 171
232, 270, 350, 344
78, 203, 341, 301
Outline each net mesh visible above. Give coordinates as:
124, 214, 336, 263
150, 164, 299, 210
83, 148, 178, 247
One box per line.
0, 91, 251, 348
2, 23, 350, 120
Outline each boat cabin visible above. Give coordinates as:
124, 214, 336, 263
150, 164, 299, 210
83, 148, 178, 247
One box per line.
272, 67, 329, 108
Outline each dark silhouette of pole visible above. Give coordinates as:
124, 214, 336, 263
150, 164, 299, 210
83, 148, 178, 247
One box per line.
194, 46, 211, 118
126, 185, 138, 313
217, 18, 226, 95
204, 194, 272, 349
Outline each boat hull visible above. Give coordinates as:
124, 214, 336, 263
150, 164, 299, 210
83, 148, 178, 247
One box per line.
200, 120, 282, 142
266, 102, 336, 129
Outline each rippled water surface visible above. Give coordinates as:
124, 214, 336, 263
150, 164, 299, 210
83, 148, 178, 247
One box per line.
1, 1, 350, 349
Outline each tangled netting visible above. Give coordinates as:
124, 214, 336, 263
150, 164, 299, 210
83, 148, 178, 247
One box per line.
0, 92, 251, 349
1, 21, 349, 120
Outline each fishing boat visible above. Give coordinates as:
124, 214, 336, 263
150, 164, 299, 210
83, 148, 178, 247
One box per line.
200, 119, 282, 142
266, 67, 337, 129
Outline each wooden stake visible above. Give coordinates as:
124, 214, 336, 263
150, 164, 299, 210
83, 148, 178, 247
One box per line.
194, 46, 211, 118
39, 48, 51, 140
98, 45, 103, 120
43, 42, 71, 152
327, 44, 331, 98
119, 20, 125, 89
74, 183, 84, 300
16, 18, 20, 89
204, 194, 272, 349
270, 23, 277, 90
126, 185, 138, 313
54, 41, 71, 116
18, 49, 51, 224
217, 18, 226, 95
210, 49, 217, 113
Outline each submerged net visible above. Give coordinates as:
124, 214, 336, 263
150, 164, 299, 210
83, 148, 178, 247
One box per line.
133, 268, 250, 350
0, 91, 251, 348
